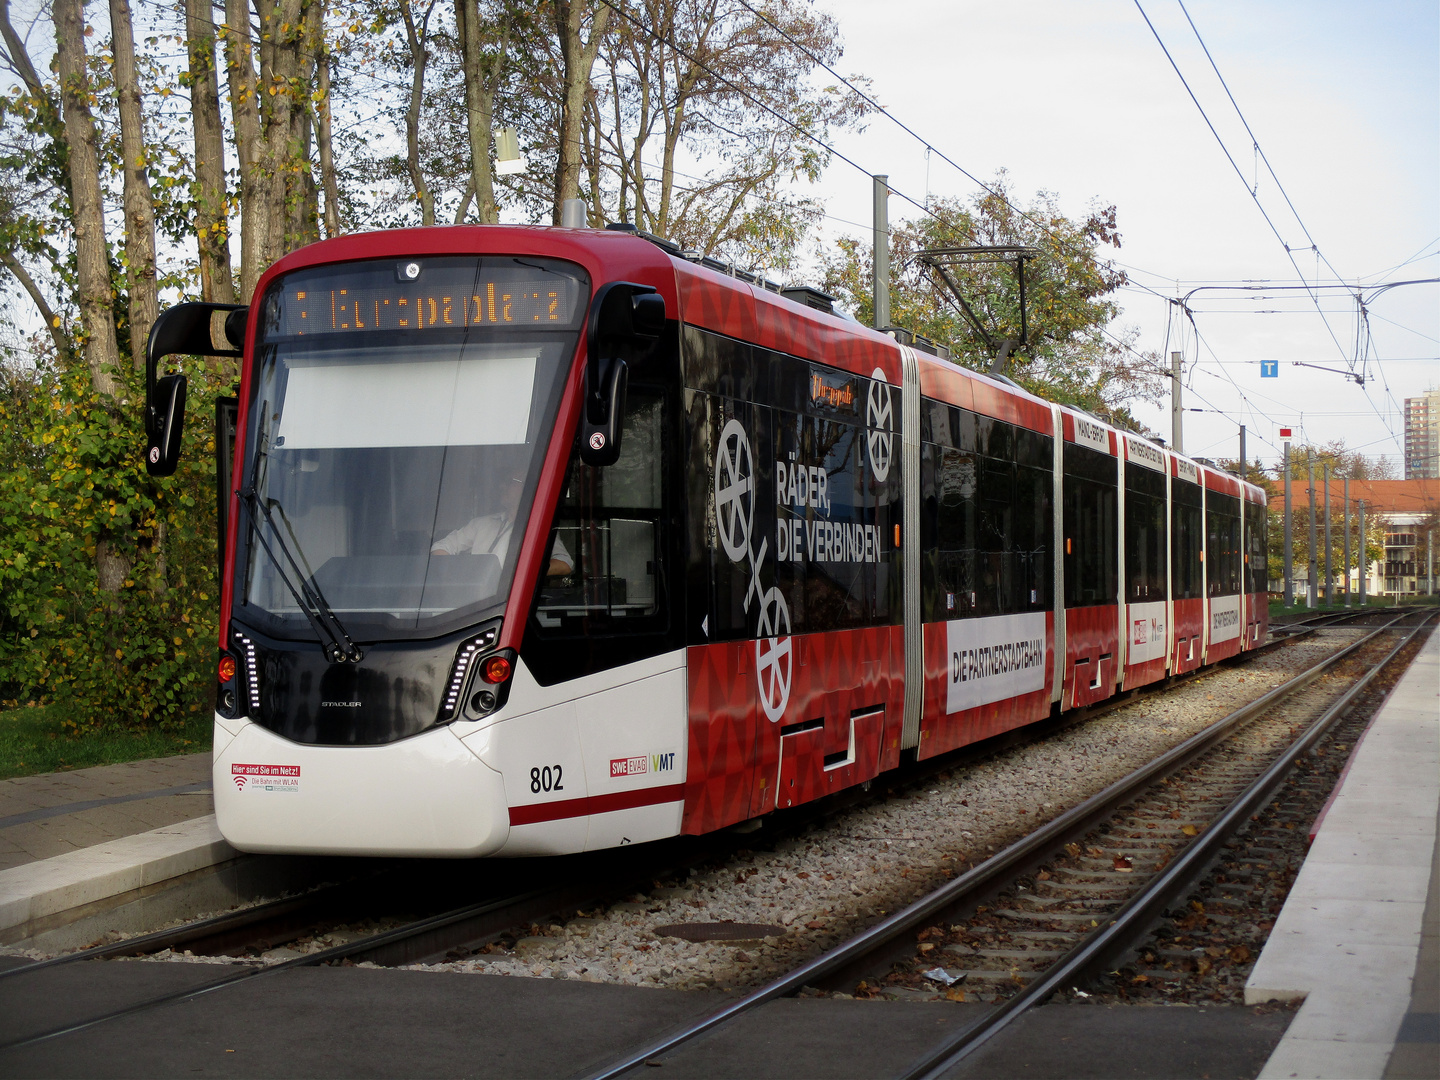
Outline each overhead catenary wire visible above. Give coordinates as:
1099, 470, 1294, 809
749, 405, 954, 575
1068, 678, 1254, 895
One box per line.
721, 0, 1176, 302
1132, 0, 1354, 369
19, 0, 1428, 468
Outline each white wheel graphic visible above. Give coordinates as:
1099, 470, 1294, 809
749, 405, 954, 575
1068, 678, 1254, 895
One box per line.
714, 418, 755, 563
867, 369, 893, 482
754, 587, 792, 722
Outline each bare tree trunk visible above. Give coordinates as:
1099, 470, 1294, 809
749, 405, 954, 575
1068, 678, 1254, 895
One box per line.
186, 0, 235, 303
456, 0, 505, 224
110, 0, 158, 370
224, 0, 262, 299
285, 0, 321, 247
452, 176, 474, 224
0, 0, 46, 96
0, 249, 69, 364
54, 0, 121, 401
399, 0, 435, 226
315, 22, 341, 237
254, 0, 310, 268
55, 0, 130, 595
1, 0, 67, 360
552, 0, 609, 223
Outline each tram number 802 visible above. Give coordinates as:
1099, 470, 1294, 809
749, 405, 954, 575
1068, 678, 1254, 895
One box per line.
530, 765, 564, 794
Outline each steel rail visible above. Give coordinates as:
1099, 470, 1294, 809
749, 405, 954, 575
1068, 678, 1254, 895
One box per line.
0, 874, 382, 982
0, 603, 1359, 983
906, 609, 1435, 1079
0, 886, 552, 1052
580, 611, 1420, 1080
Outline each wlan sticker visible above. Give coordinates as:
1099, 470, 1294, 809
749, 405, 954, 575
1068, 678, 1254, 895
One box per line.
232, 763, 301, 793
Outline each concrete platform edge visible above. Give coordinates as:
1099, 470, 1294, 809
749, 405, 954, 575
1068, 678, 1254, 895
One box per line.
0, 815, 234, 936
1246, 627, 1440, 1079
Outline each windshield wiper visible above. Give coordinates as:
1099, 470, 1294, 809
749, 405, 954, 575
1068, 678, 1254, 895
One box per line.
240, 490, 363, 663
238, 411, 362, 663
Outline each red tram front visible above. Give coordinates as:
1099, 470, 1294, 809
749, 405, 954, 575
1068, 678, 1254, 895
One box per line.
140, 223, 1268, 857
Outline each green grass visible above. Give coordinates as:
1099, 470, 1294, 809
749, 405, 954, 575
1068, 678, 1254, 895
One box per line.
1268, 594, 1436, 617
0, 705, 211, 781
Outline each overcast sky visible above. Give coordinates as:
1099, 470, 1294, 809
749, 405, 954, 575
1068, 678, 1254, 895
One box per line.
802, 0, 1439, 472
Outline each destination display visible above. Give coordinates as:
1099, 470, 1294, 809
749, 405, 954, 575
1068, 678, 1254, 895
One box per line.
267, 259, 585, 338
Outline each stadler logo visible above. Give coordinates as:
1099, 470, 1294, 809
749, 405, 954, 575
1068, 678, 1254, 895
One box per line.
321, 701, 362, 708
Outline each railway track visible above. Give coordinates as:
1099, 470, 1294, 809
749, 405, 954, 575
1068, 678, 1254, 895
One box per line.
0, 609, 1419, 1061
0, 839, 720, 1052
580, 609, 1435, 1080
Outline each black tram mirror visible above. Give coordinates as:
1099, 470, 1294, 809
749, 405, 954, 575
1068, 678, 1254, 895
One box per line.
581, 282, 664, 467
144, 302, 247, 476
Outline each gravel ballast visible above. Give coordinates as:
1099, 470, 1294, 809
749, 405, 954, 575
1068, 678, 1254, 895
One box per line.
403, 631, 1365, 993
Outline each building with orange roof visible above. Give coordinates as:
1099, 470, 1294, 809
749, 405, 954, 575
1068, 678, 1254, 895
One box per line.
1288, 477, 1437, 599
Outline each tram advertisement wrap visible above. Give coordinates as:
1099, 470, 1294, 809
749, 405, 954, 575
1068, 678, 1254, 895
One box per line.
699, 343, 899, 726
1127, 601, 1168, 663
1209, 595, 1241, 643
945, 612, 1047, 714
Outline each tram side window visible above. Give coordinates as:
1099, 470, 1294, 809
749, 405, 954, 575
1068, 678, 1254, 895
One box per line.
936, 444, 977, 617
921, 400, 1051, 620
1206, 492, 1242, 596
528, 387, 672, 684
1245, 502, 1268, 594
1171, 479, 1204, 600
1013, 462, 1052, 611
544, 392, 663, 620
1062, 443, 1118, 607
1125, 463, 1167, 601
684, 334, 900, 643
975, 453, 1015, 617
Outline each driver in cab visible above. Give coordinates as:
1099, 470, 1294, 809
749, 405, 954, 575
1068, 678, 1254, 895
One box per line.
431, 474, 573, 577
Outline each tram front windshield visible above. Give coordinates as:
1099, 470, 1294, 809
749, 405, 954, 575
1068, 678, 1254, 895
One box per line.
238, 256, 587, 638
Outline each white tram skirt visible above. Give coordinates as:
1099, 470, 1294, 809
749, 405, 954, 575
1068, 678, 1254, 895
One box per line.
212, 717, 510, 857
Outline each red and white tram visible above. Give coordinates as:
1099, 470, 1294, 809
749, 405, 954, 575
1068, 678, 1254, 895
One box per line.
143, 224, 1268, 857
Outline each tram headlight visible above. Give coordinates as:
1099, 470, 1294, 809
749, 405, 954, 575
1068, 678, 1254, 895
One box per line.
216, 648, 244, 719
459, 649, 515, 720
479, 654, 512, 684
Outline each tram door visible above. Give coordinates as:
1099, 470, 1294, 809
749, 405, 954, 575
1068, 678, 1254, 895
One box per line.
522, 377, 687, 849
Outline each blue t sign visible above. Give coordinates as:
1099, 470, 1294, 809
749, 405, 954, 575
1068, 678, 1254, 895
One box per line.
1261, 360, 1279, 378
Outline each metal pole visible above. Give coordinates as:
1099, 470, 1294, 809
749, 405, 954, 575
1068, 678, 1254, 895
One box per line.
1238, 425, 1246, 476
1171, 351, 1183, 453
1428, 528, 1434, 596
1342, 476, 1351, 607
1307, 449, 1317, 609
872, 175, 889, 331
1016, 256, 1029, 351
1323, 465, 1331, 606
1283, 442, 1293, 608
1358, 500, 1367, 606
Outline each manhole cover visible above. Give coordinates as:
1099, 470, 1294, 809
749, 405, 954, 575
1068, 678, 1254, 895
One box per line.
653, 922, 787, 942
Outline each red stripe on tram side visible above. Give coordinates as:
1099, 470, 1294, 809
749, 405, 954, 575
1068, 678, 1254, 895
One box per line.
507, 783, 687, 826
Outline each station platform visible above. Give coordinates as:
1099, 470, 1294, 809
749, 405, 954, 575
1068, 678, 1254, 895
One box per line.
0, 753, 212, 872
0, 754, 229, 947
1246, 627, 1440, 1079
